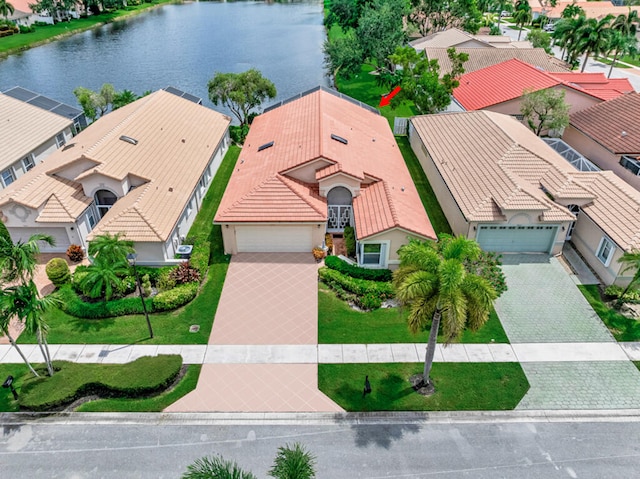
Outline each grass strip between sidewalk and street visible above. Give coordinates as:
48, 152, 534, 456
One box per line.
319, 362, 529, 411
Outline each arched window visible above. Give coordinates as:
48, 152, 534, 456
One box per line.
327, 186, 352, 205
94, 189, 118, 218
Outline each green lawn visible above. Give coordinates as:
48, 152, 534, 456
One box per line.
318, 284, 508, 344
19, 146, 240, 345
578, 284, 640, 342
0, 1, 175, 55
319, 362, 529, 411
396, 136, 451, 235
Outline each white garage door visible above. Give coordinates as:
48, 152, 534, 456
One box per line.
236, 225, 314, 253
476, 225, 558, 253
8, 227, 71, 252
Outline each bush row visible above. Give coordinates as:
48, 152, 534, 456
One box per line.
184, 235, 210, 278
152, 282, 199, 311
343, 226, 356, 257
318, 267, 394, 310
19, 355, 183, 411
57, 285, 154, 319
324, 255, 392, 282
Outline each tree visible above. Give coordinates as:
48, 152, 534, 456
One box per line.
526, 29, 552, 54
612, 7, 638, 38
0, 233, 55, 284
357, 0, 407, 72
0, 0, 14, 18
87, 232, 134, 264
268, 443, 316, 479
207, 69, 277, 127
520, 88, 570, 136
393, 236, 497, 392
616, 250, 640, 308
73, 84, 138, 122
561, 3, 584, 19
324, 0, 360, 31
552, 14, 588, 66
181, 455, 257, 479
409, 0, 482, 36
0, 289, 39, 377
605, 30, 639, 78
513, 0, 532, 41
575, 15, 614, 72
112, 89, 139, 109
80, 256, 129, 301
323, 31, 363, 82
30, 0, 76, 22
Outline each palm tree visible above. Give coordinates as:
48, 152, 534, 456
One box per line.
0, 0, 14, 19
617, 250, 640, 308
605, 30, 639, 77
576, 15, 614, 72
182, 455, 257, 479
393, 236, 497, 392
0, 233, 55, 283
3, 282, 58, 376
88, 232, 134, 264
561, 3, 584, 19
268, 443, 316, 479
513, 0, 532, 41
0, 289, 39, 377
612, 8, 639, 38
80, 255, 129, 301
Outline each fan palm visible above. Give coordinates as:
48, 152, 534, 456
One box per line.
80, 256, 129, 301
394, 236, 497, 392
88, 232, 134, 264
182, 455, 257, 479
576, 15, 614, 72
617, 250, 640, 308
0, 233, 55, 283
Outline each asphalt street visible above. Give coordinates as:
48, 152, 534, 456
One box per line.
1, 415, 639, 478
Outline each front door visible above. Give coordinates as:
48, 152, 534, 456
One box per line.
326, 186, 352, 233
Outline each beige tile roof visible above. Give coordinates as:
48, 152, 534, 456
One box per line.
0, 93, 72, 170
0, 90, 230, 242
216, 89, 436, 240
424, 47, 570, 76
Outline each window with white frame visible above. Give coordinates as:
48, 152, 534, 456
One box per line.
360, 243, 386, 267
22, 155, 35, 172
88, 211, 97, 230
596, 237, 615, 266
1, 168, 15, 187
55, 133, 66, 148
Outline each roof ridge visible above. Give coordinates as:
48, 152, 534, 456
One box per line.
47, 192, 73, 217
381, 180, 400, 226
278, 174, 327, 217
318, 91, 325, 161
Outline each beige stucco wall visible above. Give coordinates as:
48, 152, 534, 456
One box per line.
284, 158, 332, 184
220, 223, 325, 255
571, 212, 625, 285
81, 174, 128, 199
457, 39, 493, 48
361, 228, 428, 268
132, 241, 168, 265
485, 86, 600, 118
319, 174, 361, 198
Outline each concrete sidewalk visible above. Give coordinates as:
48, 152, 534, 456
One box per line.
3, 341, 640, 364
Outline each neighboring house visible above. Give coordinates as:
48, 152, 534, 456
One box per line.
452, 59, 633, 117
563, 93, 640, 191
530, 0, 640, 20
0, 89, 231, 264
424, 47, 570, 76
410, 28, 532, 51
0, 92, 74, 190
6, 0, 54, 26
409, 110, 640, 285
3, 86, 87, 133
215, 87, 436, 269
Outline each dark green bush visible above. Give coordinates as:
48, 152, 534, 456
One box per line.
135, 265, 172, 285
152, 282, 198, 311
0, 220, 11, 243
57, 284, 153, 319
324, 255, 392, 282
45, 258, 71, 286
343, 226, 356, 257
19, 355, 182, 411
230, 124, 249, 144
184, 235, 209, 278
318, 267, 393, 310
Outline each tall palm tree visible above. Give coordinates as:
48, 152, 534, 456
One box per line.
88, 232, 134, 263
0, 233, 55, 283
561, 3, 584, 19
394, 236, 497, 392
268, 443, 316, 479
80, 255, 129, 301
513, 0, 532, 41
605, 30, 639, 77
617, 250, 640, 308
612, 8, 639, 38
182, 455, 257, 479
576, 14, 614, 72
0, 0, 14, 19
0, 289, 39, 377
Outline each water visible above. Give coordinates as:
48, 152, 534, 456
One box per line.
0, 0, 328, 118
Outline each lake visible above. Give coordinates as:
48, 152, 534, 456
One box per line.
0, 0, 328, 118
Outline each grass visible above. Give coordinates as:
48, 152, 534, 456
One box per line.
620, 55, 640, 68
0, 1, 175, 56
578, 284, 640, 342
19, 146, 240, 345
76, 364, 201, 412
318, 362, 529, 411
318, 284, 509, 344
595, 57, 631, 68
396, 136, 451, 235
0, 364, 30, 412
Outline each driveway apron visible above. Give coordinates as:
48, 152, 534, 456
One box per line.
495, 254, 640, 410
166, 253, 343, 413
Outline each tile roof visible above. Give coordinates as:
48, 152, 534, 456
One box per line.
531, 0, 640, 20
424, 47, 570, 76
411, 110, 640, 251
0, 90, 230, 242
0, 93, 72, 170
453, 59, 632, 110
410, 28, 522, 50
569, 92, 640, 154
216, 88, 435, 240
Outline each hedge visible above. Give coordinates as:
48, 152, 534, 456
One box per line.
57, 285, 154, 319
152, 282, 199, 311
184, 235, 210, 278
324, 255, 392, 282
318, 267, 394, 310
19, 355, 182, 411
343, 226, 356, 257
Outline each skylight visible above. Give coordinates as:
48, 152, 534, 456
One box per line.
331, 134, 348, 145
119, 135, 138, 145
258, 141, 274, 152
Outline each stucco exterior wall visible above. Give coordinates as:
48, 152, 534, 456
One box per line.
81, 174, 128, 199
361, 228, 428, 268
220, 223, 325, 255
319, 174, 361, 198
485, 86, 600, 118
284, 158, 333, 184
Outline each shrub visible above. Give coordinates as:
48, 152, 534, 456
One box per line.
152, 282, 198, 311
170, 261, 201, 285
318, 267, 393, 310
71, 266, 89, 294
66, 244, 84, 262
312, 247, 325, 261
157, 268, 177, 292
343, 226, 356, 257
463, 250, 507, 298
230, 124, 249, 145
604, 285, 640, 302
141, 274, 152, 297
18, 25, 34, 34
45, 258, 71, 286
115, 275, 136, 297
325, 233, 333, 250
324, 255, 392, 282
0, 220, 11, 243
135, 265, 172, 285
184, 235, 209, 278
57, 285, 154, 319
19, 355, 182, 411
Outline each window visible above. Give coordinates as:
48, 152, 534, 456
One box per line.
94, 189, 118, 218
1, 168, 15, 187
73, 120, 81, 135
22, 155, 35, 172
596, 237, 615, 267
55, 133, 66, 148
620, 156, 640, 176
361, 243, 382, 265
187, 199, 193, 216
88, 212, 96, 229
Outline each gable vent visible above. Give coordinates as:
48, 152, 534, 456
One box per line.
119, 135, 138, 145
331, 134, 348, 145
258, 141, 274, 152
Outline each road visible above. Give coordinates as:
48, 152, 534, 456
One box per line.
1, 414, 639, 478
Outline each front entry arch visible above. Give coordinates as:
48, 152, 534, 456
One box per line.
327, 186, 352, 232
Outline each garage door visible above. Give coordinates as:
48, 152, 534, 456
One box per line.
476, 225, 558, 253
8, 227, 71, 252
236, 225, 314, 253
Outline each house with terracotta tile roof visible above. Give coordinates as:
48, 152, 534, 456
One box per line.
215, 87, 436, 269
410, 110, 640, 285
7, 0, 54, 26
0, 89, 231, 264
530, 0, 640, 20
410, 28, 532, 50
562, 93, 640, 191
452, 59, 633, 117
0, 92, 75, 191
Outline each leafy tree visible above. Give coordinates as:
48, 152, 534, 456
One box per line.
513, 0, 532, 41
30, 0, 76, 21
0, 233, 55, 284
526, 29, 552, 54
87, 232, 134, 264
0, 0, 14, 18
79, 255, 129, 301
575, 15, 614, 72
73, 84, 139, 122
207, 69, 277, 127
520, 88, 570, 137
268, 443, 316, 479
409, 0, 482, 36
182, 455, 257, 479
617, 250, 640, 308
357, 0, 407, 72
324, 0, 360, 30
393, 236, 497, 392
323, 30, 363, 81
